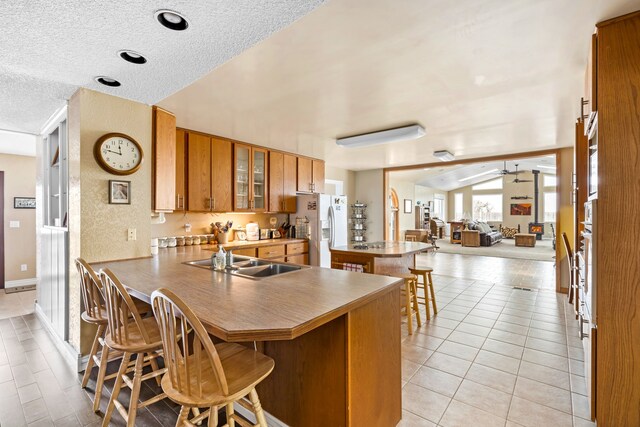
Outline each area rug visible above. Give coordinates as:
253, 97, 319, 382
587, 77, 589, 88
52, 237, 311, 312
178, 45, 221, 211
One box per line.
434, 236, 555, 262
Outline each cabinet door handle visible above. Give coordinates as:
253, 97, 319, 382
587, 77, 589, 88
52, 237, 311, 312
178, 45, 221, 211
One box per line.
208, 198, 212, 211
213, 197, 216, 211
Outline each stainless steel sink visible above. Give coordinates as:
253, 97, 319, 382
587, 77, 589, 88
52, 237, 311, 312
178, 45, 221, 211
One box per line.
183, 255, 306, 279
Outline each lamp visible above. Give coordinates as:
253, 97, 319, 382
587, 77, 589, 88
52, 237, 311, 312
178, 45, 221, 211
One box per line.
336, 125, 425, 148
433, 150, 455, 161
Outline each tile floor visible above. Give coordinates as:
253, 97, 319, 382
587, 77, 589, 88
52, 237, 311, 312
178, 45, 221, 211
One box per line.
0, 252, 590, 426
0, 289, 37, 320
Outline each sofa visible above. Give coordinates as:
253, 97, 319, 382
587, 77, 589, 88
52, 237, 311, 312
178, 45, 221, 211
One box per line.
466, 221, 503, 246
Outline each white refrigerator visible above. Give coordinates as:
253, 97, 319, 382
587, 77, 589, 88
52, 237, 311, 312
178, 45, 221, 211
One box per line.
294, 193, 348, 268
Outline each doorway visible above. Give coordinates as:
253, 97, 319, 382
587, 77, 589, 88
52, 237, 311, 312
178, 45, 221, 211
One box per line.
0, 172, 4, 289
389, 188, 400, 241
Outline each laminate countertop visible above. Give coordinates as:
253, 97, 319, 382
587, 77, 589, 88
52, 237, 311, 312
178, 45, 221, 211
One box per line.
330, 241, 432, 257
91, 246, 401, 342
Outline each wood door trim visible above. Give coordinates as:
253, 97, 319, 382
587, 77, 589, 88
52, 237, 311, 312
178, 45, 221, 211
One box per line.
383, 148, 561, 172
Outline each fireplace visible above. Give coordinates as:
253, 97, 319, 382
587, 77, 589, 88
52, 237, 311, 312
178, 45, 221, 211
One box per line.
528, 170, 544, 240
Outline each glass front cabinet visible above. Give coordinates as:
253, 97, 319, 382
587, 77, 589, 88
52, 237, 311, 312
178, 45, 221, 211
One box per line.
234, 143, 267, 212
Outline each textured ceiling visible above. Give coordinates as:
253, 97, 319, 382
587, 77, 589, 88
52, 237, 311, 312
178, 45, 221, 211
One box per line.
0, 0, 325, 134
390, 155, 556, 191
159, 0, 638, 170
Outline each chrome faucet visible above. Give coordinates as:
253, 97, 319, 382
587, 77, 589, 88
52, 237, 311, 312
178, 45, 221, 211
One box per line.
225, 250, 233, 268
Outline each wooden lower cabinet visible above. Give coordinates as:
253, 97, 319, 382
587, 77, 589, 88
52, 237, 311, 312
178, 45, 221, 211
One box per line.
227, 242, 309, 265
258, 245, 285, 259
232, 247, 257, 257
256, 287, 401, 426
286, 254, 308, 265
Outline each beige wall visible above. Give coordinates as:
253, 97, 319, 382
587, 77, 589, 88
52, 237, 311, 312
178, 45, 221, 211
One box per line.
354, 169, 384, 242
65, 88, 153, 352
325, 165, 356, 202
388, 176, 446, 239
1, 154, 36, 283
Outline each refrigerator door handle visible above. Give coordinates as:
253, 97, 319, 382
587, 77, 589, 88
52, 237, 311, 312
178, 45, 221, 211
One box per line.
329, 206, 335, 248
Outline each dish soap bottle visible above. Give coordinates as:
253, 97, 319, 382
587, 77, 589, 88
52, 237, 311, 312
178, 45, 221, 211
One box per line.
214, 246, 226, 271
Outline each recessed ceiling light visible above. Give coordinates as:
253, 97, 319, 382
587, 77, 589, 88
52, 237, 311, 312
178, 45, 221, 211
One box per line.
155, 9, 189, 31
118, 50, 147, 64
95, 76, 121, 87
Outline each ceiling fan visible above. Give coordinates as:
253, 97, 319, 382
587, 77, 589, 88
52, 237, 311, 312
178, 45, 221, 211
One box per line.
497, 161, 521, 176
512, 164, 533, 183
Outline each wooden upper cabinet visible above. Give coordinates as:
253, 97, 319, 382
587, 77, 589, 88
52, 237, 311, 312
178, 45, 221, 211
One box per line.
234, 144, 268, 212
297, 157, 312, 192
269, 151, 284, 212
175, 129, 186, 211
283, 154, 297, 211
186, 132, 212, 212
211, 137, 232, 212
297, 157, 325, 193
152, 107, 176, 211
312, 160, 325, 194
269, 152, 298, 212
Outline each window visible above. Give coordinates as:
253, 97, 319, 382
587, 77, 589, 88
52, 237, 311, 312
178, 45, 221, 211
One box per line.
472, 178, 503, 191
472, 194, 503, 221
543, 175, 557, 187
544, 192, 557, 222
433, 194, 445, 219
454, 193, 463, 220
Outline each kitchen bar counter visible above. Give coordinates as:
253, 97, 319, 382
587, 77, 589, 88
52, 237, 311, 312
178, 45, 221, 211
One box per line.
92, 245, 402, 426
330, 241, 431, 275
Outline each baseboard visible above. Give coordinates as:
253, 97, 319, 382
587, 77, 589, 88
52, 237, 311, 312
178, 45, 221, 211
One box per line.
35, 303, 84, 373
5, 277, 37, 290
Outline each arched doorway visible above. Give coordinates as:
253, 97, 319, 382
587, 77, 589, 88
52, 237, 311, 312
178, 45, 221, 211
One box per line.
389, 188, 400, 241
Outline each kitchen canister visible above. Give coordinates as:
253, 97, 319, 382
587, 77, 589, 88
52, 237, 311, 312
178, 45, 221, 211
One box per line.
200, 235, 209, 244
176, 236, 185, 246
192, 235, 201, 245
158, 237, 168, 248
185, 236, 193, 246
167, 237, 177, 247
206, 234, 215, 244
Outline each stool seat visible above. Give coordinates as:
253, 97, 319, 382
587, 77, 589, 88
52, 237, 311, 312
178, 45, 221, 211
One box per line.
408, 267, 438, 321
393, 273, 418, 280
409, 267, 433, 273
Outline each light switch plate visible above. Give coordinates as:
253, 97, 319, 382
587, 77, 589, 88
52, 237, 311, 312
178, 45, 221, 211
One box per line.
9, 221, 20, 228
20, 264, 27, 272
127, 228, 137, 241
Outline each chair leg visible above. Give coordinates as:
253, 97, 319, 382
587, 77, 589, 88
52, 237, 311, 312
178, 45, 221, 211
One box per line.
209, 406, 218, 427
428, 272, 438, 314
249, 388, 268, 427
93, 343, 110, 412
421, 273, 431, 321
81, 323, 105, 388
149, 355, 163, 387
411, 279, 422, 328
103, 351, 131, 427
191, 408, 202, 426
226, 402, 236, 427
126, 353, 145, 427
404, 281, 413, 335
176, 406, 190, 427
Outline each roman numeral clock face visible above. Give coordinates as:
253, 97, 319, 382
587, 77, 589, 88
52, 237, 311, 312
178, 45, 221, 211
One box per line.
94, 133, 144, 175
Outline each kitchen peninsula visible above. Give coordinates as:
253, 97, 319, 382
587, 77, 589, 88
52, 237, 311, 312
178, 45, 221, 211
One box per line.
330, 241, 431, 275
92, 245, 402, 427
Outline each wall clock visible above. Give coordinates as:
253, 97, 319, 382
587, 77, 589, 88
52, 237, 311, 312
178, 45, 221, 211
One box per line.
94, 133, 143, 175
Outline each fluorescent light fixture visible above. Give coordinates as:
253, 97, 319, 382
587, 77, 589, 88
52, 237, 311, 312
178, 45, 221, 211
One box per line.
336, 125, 425, 148
433, 150, 455, 162
458, 168, 499, 182
536, 164, 556, 170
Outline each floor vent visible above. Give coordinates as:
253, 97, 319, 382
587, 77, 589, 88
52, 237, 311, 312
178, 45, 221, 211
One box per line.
5, 284, 36, 294
512, 286, 533, 291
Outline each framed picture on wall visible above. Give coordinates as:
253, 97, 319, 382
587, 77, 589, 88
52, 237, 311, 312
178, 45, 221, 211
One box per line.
14, 197, 35, 209
404, 199, 413, 213
109, 180, 131, 205
510, 203, 532, 216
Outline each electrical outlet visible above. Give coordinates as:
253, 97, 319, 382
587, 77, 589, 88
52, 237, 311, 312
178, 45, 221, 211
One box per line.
185, 223, 192, 233
127, 228, 137, 241
9, 221, 20, 228
20, 264, 27, 272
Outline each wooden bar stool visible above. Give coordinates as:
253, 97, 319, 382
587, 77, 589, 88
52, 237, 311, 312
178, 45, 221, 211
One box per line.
151, 287, 275, 427
76, 258, 113, 412
394, 274, 422, 335
409, 267, 438, 321
100, 268, 168, 427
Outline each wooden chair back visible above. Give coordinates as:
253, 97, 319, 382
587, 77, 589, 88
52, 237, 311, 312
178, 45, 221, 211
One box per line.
151, 288, 229, 399
75, 258, 106, 321
561, 232, 574, 303
100, 268, 153, 346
